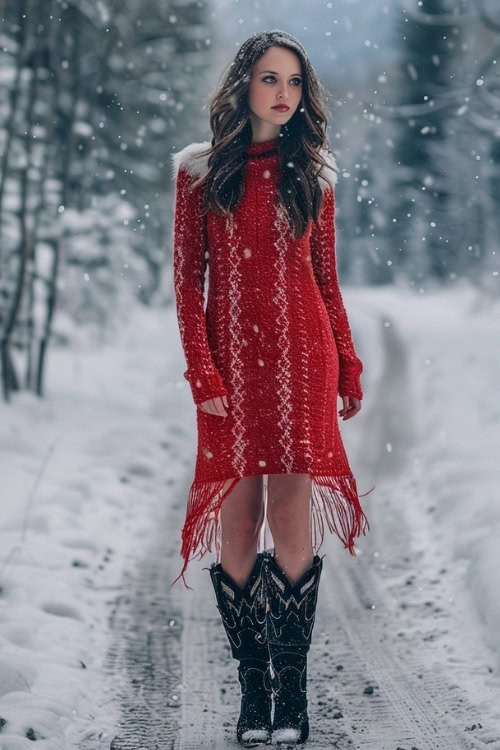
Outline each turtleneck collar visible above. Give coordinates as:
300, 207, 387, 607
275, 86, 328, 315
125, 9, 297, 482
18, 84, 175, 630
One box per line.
245, 137, 280, 157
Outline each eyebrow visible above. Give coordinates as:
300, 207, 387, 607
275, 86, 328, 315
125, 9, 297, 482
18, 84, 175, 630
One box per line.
259, 70, 302, 77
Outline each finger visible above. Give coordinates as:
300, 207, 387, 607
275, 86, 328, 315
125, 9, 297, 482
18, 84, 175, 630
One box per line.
203, 399, 216, 416
213, 397, 227, 418
344, 404, 360, 419
200, 397, 229, 417
339, 396, 349, 411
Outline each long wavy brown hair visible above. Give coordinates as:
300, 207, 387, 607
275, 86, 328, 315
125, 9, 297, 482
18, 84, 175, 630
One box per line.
189, 29, 339, 240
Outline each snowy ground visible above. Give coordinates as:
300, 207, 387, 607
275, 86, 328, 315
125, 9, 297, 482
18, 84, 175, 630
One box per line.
1, 282, 499, 749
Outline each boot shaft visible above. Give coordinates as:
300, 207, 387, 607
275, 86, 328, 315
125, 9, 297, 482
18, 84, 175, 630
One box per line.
208, 552, 268, 662
208, 550, 324, 652
263, 550, 324, 651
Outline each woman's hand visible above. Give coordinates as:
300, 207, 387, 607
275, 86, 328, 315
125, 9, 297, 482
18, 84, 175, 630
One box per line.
199, 394, 229, 418
338, 395, 361, 420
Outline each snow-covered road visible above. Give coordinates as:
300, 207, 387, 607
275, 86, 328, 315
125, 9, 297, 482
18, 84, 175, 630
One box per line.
1, 284, 500, 749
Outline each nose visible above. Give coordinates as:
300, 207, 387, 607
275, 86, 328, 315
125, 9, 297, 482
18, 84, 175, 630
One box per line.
277, 85, 290, 102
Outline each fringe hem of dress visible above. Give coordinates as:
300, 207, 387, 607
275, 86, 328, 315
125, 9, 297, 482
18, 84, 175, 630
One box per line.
169, 474, 374, 590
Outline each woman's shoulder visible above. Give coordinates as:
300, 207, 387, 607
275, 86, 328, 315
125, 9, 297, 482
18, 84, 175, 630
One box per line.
170, 141, 211, 182
170, 140, 338, 190
317, 147, 338, 191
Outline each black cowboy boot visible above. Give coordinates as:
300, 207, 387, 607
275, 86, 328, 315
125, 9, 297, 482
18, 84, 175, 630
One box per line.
208, 552, 273, 746
263, 550, 324, 745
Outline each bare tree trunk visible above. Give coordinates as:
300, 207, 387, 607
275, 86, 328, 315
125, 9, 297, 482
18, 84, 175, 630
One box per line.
0, 0, 29, 401
36, 5, 81, 396
0, 0, 27, 274
25, 0, 55, 391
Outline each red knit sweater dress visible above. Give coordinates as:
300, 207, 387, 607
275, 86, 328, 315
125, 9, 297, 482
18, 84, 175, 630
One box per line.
170, 136, 370, 588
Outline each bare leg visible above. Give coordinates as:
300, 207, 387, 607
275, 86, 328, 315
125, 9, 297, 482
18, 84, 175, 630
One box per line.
220, 476, 265, 588
266, 473, 314, 585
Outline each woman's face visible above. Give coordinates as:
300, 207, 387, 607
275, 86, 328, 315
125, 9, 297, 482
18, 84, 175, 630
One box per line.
247, 46, 303, 137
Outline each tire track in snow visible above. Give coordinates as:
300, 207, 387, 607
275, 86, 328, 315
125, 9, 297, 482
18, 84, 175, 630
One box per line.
173, 560, 245, 749
79, 429, 191, 750
102, 532, 185, 750
306, 312, 500, 749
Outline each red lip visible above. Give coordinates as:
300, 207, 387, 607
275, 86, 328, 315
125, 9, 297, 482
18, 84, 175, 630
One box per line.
272, 106, 289, 111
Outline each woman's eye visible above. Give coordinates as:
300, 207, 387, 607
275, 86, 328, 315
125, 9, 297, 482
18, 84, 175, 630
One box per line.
262, 76, 302, 86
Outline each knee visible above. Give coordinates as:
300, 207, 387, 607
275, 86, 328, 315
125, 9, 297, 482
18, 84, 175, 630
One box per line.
228, 502, 265, 540
267, 498, 302, 534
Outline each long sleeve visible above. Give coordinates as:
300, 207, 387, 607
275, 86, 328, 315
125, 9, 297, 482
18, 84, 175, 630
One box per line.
310, 185, 363, 400
172, 165, 228, 406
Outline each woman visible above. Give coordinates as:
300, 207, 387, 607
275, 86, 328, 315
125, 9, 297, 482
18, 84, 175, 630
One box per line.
170, 29, 373, 747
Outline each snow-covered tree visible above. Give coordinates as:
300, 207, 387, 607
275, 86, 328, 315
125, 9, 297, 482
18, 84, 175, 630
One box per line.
0, 0, 213, 400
